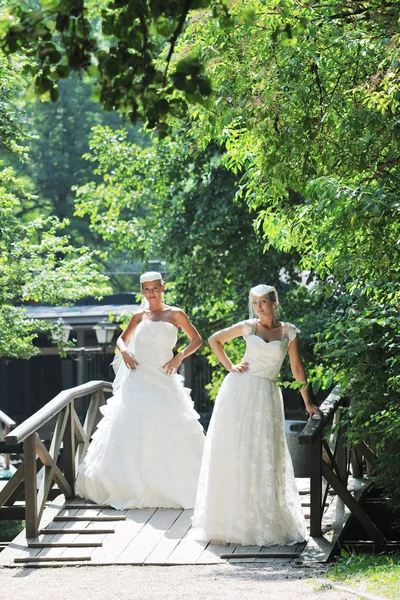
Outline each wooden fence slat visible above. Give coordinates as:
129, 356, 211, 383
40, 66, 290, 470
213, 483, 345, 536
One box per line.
35, 436, 72, 499
0, 462, 25, 506
321, 461, 387, 544
62, 404, 75, 497
24, 433, 38, 538
5, 381, 112, 445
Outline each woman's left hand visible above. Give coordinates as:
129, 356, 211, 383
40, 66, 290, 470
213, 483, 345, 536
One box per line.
305, 403, 323, 420
163, 353, 183, 376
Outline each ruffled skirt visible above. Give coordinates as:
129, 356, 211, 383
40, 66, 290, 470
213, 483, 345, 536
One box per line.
76, 364, 205, 509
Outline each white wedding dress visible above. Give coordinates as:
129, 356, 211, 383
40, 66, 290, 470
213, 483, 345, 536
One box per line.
75, 320, 205, 509
193, 319, 308, 546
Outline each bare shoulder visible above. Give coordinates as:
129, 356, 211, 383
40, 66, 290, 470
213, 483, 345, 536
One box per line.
167, 307, 189, 324
131, 310, 145, 323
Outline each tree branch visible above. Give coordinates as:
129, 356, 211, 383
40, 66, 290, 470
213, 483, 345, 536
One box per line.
163, 0, 193, 88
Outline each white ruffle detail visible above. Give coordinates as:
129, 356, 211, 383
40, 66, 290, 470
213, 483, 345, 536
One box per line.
76, 321, 205, 510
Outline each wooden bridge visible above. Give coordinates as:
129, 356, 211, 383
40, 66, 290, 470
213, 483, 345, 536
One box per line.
0, 382, 384, 567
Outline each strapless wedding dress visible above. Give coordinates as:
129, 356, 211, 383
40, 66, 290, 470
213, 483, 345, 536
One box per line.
193, 319, 308, 546
76, 320, 205, 509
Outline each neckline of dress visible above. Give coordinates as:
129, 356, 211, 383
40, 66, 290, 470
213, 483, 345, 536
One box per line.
140, 320, 177, 328
253, 320, 285, 344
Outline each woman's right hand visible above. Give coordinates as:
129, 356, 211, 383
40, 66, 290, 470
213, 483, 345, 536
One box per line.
229, 361, 249, 374
122, 350, 139, 370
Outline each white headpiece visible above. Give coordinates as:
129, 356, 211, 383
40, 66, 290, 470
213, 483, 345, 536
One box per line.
140, 271, 163, 284
248, 284, 279, 318
139, 271, 164, 311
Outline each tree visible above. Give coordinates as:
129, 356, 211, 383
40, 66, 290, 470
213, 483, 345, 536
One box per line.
74, 123, 330, 403
0, 161, 111, 359
0, 0, 215, 128
0, 51, 112, 358
171, 0, 400, 508
75, 124, 303, 327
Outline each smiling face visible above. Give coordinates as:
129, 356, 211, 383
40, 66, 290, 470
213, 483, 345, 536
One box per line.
251, 293, 276, 317
141, 279, 164, 305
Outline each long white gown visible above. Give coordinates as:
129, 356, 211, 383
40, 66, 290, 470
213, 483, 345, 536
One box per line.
193, 319, 308, 546
75, 320, 205, 509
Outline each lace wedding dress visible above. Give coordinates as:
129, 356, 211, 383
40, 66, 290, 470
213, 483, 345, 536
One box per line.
76, 320, 205, 510
193, 319, 308, 546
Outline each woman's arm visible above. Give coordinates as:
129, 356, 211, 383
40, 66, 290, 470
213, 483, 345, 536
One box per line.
162, 309, 202, 375
116, 312, 142, 370
287, 336, 322, 419
209, 323, 249, 373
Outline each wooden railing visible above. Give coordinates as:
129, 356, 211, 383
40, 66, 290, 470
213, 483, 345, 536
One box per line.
1, 380, 112, 537
0, 409, 16, 474
299, 386, 385, 544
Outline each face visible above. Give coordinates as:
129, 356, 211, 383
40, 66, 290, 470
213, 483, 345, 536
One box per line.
252, 294, 275, 316
141, 280, 164, 303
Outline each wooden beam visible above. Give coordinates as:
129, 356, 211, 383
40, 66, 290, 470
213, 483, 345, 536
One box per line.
35, 436, 72, 499
299, 386, 343, 445
310, 436, 323, 537
28, 542, 103, 548
358, 440, 378, 468
0, 462, 25, 506
54, 515, 125, 521
14, 556, 92, 563
321, 461, 387, 544
41, 528, 115, 534
62, 405, 76, 498
24, 433, 38, 538
0, 409, 16, 428
5, 381, 112, 444
72, 407, 87, 444
221, 552, 300, 559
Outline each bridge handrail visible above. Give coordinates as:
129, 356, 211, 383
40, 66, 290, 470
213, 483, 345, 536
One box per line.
1, 379, 113, 537
5, 380, 113, 445
0, 409, 16, 430
299, 385, 342, 445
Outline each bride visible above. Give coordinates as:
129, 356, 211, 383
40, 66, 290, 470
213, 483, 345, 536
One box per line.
193, 284, 322, 546
75, 271, 205, 509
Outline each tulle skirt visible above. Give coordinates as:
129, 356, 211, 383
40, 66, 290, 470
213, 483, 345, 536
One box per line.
76, 364, 205, 509
193, 372, 307, 546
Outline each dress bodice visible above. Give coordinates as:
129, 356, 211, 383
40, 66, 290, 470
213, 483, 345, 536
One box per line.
130, 320, 178, 367
241, 319, 299, 381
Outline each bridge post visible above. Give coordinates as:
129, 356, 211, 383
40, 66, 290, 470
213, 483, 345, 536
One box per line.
24, 433, 38, 538
310, 435, 323, 537
63, 403, 76, 498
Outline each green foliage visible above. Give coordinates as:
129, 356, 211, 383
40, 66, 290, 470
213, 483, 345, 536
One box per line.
74, 123, 309, 394
0, 0, 216, 126
172, 0, 400, 508
0, 53, 32, 154
0, 162, 112, 359
328, 552, 400, 599
0, 519, 24, 541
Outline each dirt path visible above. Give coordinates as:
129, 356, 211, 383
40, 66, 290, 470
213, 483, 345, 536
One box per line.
0, 562, 376, 600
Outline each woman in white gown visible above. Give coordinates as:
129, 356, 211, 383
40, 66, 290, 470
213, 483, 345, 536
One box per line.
76, 272, 205, 510
193, 284, 322, 546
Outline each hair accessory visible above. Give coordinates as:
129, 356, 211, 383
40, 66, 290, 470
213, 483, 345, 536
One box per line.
140, 271, 163, 284
248, 284, 279, 318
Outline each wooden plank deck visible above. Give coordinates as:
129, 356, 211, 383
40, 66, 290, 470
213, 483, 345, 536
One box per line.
0, 478, 340, 567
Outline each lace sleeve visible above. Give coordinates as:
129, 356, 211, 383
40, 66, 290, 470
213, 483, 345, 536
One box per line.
285, 322, 300, 343
241, 319, 257, 338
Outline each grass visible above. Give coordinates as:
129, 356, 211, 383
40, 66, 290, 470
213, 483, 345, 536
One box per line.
327, 551, 400, 599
